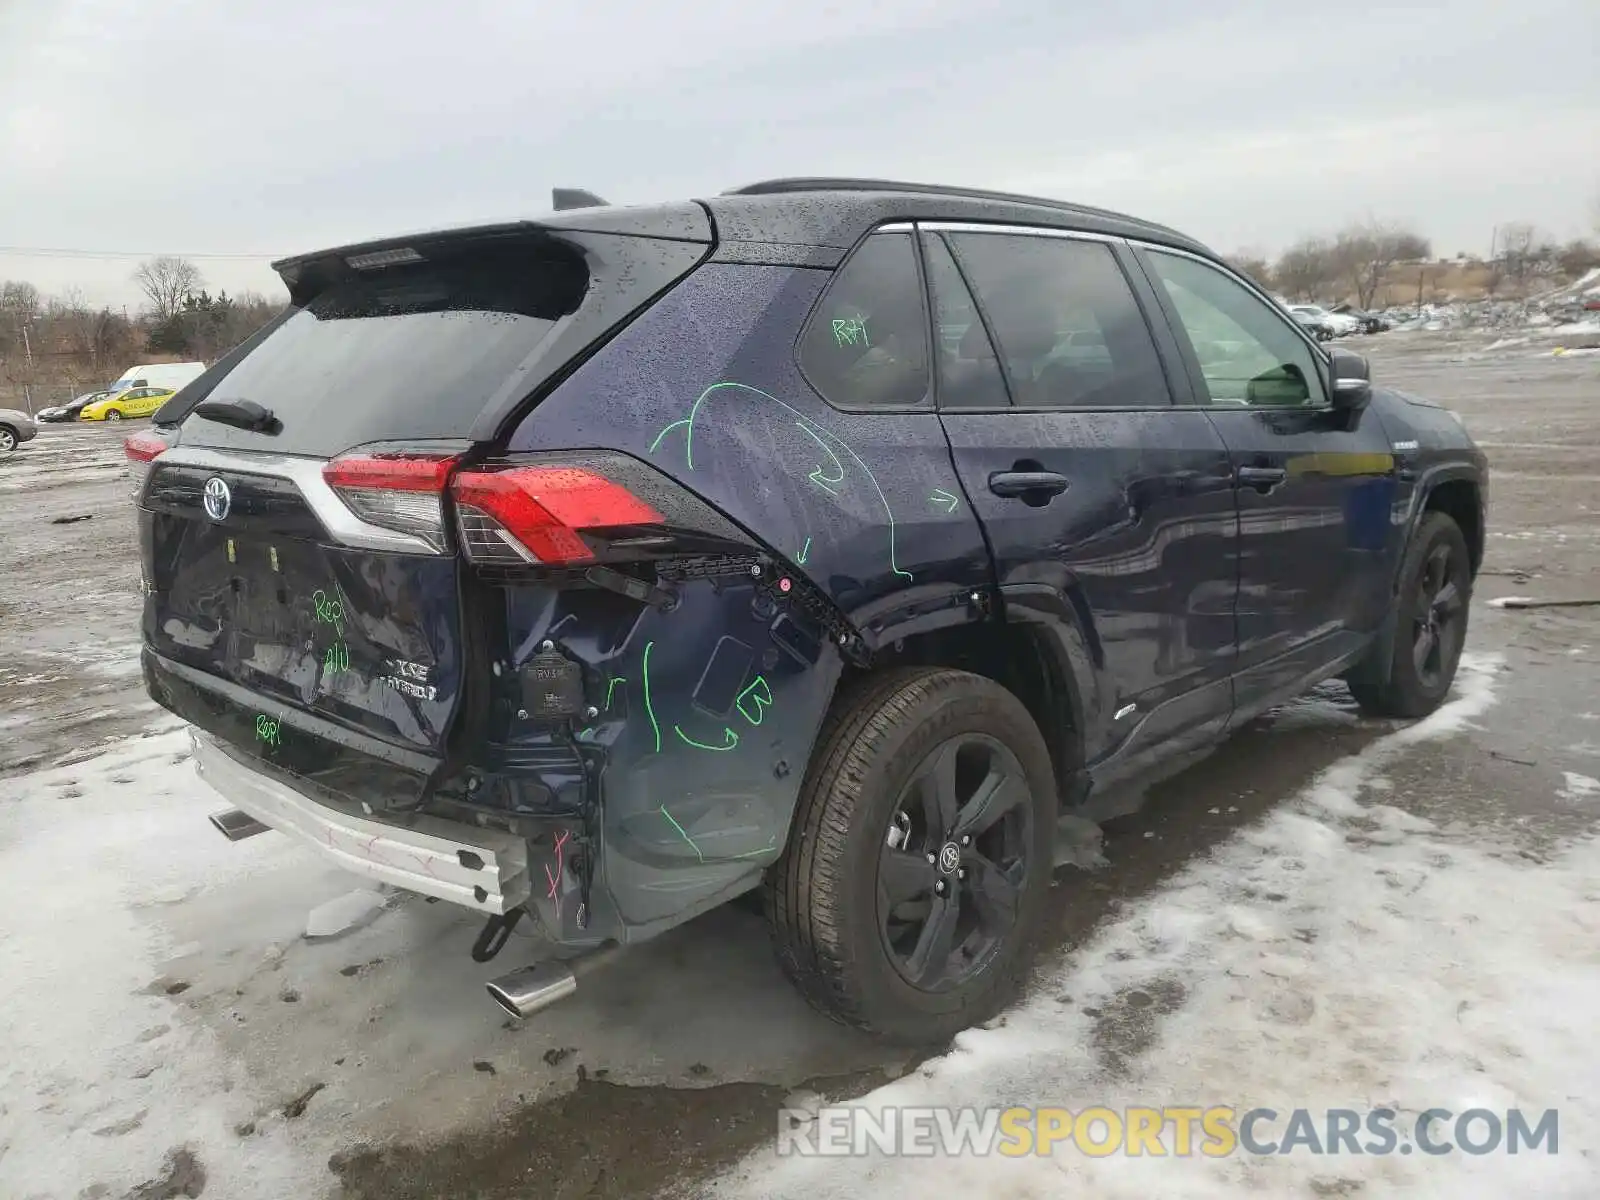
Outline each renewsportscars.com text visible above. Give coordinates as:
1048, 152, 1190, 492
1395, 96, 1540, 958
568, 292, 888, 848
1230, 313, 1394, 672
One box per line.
777, 1105, 1560, 1158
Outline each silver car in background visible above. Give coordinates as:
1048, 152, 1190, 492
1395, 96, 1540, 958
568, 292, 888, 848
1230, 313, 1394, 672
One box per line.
0, 409, 40, 453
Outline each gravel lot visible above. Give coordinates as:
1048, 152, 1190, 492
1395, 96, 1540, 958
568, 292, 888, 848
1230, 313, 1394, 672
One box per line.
1, 330, 1595, 1199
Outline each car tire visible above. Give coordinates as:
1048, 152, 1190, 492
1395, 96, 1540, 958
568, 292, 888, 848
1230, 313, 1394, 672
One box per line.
1347, 511, 1472, 719
0, 426, 16, 453
106, 411, 122, 422
764, 666, 1056, 1044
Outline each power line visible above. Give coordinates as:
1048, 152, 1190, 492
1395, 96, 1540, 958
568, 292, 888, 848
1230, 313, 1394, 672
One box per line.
0, 246, 283, 261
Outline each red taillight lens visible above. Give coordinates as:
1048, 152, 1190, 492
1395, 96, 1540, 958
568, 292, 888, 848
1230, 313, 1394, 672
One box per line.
323, 451, 459, 552
322, 454, 457, 493
124, 432, 167, 464
451, 466, 665, 565
124, 432, 167, 497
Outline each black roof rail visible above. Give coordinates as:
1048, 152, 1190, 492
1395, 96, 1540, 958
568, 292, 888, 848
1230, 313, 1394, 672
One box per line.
723, 176, 1181, 237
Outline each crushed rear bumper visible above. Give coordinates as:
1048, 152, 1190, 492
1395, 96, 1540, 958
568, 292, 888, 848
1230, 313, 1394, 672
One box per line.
190, 729, 532, 913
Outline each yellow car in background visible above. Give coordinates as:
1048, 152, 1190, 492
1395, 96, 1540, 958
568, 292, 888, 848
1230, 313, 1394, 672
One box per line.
80, 386, 177, 422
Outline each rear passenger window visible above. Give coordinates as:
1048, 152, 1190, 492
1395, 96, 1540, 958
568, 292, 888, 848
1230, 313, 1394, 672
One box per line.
798, 232, 930, 409
947, 233, 1171, 409
922, 234, 1011, 409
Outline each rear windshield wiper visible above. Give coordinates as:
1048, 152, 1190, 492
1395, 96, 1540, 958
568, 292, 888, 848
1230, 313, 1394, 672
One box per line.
193, 398, 281, 435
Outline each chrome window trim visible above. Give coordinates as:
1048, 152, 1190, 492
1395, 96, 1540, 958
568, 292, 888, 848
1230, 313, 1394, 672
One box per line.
917, 220, 1121, 244
151, 444, 445, 555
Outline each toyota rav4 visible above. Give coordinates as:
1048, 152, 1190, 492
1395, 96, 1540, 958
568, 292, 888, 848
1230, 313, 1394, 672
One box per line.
131, 178, 1487, 1043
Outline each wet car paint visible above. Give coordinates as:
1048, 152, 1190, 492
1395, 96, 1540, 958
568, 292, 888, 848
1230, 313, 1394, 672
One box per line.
129, 201, 1490, 957
500, 262, 994, 939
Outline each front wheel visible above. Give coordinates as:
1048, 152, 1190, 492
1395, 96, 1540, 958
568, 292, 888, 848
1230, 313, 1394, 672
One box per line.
105, 410, 123, 422
1348, 511, 1472, 718
765, 667, 1057, 1043
0, 427, 16, 453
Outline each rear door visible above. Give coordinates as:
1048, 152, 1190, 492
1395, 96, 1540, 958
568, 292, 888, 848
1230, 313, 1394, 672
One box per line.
928, 225, 1241, 771
1134, 248, 1400, 695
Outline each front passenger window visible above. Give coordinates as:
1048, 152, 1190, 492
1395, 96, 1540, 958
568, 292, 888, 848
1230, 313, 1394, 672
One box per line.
1143, 251, 1327, 408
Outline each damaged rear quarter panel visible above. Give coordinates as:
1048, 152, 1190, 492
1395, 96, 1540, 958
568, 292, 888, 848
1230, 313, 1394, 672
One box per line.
502, 263, 991, 937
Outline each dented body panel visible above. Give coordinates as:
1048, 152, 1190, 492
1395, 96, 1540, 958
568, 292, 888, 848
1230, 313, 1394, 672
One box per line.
497, 263, 993, 936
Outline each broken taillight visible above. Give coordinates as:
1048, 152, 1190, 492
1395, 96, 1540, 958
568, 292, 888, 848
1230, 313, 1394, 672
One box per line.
322, 451, 459, 553
124, 432, 167, 497
450, 465, 665, 565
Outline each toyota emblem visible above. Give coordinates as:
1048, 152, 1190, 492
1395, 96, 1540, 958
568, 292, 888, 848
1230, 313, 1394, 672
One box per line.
202, 476, 232, 522
937, 842, 961, 875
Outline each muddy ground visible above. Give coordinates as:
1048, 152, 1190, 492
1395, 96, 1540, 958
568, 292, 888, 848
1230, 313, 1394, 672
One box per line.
1, 330, 1595, 1198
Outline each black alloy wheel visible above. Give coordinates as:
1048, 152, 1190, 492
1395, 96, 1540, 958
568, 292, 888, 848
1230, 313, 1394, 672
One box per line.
878, 735, 1032, 993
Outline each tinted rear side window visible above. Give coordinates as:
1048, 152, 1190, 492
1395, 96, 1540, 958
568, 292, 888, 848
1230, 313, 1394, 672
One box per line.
797, 232, 930, 409
948, 232, 1170, 410
923, 233, 1010, 410
175, 240, 587, 456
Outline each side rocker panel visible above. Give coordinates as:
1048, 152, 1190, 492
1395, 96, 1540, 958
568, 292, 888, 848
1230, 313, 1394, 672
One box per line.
504, 264, 993, 937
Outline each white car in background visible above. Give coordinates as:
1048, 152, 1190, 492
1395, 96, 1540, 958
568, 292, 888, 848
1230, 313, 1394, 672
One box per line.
1288, 304, 1361, 337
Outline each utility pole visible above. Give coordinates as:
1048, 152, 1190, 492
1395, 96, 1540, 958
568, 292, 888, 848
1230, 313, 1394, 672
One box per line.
21, 321, 34, 415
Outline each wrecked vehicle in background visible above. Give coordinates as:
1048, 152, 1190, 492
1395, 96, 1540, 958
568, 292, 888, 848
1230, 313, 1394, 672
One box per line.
130, 179, 1488, 1043
0, 409, 38, 454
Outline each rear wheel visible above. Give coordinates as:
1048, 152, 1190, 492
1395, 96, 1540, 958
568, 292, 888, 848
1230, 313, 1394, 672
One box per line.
765, 667, 1056, 1043
1348, 511, 1472, 718
0, 426, 16, 453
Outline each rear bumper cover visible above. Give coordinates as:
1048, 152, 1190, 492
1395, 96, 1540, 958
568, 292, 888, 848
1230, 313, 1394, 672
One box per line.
191, 729, 532, 913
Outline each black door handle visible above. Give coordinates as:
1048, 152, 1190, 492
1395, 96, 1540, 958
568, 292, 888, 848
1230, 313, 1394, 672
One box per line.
988, 471, 1070, 500
1236, 465, 1287, 491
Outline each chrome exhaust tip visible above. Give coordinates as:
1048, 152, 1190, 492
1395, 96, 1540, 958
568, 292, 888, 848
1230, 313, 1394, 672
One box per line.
486, 961, 579, 1019
209, 809, 271, 842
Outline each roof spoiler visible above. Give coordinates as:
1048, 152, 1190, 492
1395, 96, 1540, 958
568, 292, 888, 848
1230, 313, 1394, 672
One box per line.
552, 188, 608, 211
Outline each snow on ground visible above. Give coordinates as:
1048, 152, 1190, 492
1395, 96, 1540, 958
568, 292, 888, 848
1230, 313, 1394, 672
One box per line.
713, 654, 1600, 1199
0, 731, 337, 1198
0, 729, 556, 1200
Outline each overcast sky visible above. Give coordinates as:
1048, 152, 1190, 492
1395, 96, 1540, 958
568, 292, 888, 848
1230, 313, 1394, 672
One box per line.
3, 0, 1597, 309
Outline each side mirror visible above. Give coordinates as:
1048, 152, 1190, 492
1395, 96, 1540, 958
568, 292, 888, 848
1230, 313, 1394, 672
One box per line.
1328, 347, 1372, 411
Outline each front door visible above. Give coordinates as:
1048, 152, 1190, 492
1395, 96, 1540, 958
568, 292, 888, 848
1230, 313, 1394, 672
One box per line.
927, 226, 1240, 773
1135, 249, 1400, 702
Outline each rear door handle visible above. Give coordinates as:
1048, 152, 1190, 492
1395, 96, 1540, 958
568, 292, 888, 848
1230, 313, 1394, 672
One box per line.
988, 471, 1070, 499
1236, 465, 1287, 492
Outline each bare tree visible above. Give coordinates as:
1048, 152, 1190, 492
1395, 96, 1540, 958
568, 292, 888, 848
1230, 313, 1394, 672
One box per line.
1493, 223, 1558, 293
1, 280, 43, 358
133, 256, 203, 320
1226, 252, 1274, 291
1, 279, 42, 323
1482, 256, 1506, 299
1557, 239, 1600, 279
1274, 237, 1337, 301
1330, 221, 1431, 310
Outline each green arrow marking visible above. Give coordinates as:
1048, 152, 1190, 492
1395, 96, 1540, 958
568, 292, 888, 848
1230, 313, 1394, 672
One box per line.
930, 488, 959, 514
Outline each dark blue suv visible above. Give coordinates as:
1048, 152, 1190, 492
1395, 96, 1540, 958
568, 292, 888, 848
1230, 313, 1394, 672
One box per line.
132, 179, 1487, 1043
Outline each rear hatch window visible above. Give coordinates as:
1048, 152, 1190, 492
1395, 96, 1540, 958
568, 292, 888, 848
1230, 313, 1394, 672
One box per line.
140, 227, 709, 801
169, 237, 588, 456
